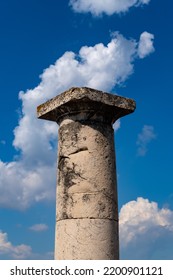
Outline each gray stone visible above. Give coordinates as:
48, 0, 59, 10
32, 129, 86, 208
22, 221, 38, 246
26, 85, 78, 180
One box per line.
37, 87, 136, 124
37, 87, 136, 260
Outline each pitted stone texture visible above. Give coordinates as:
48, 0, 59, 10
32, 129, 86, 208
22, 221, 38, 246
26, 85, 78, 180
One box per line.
56, 119, 118, 221
55, 219, 119, 260
37, 87, 136, 124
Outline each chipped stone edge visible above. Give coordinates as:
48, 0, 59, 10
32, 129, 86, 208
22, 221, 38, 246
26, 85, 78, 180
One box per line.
37, 87, 136, 120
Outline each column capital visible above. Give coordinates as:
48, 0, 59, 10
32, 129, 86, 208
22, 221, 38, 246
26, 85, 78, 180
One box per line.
37, 87, 136, 124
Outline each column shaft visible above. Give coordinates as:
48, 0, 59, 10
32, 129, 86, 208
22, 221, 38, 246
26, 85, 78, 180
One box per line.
55, 117, 118, 259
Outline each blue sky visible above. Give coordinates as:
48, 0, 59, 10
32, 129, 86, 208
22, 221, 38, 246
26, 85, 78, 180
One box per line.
0, 0, 173, 260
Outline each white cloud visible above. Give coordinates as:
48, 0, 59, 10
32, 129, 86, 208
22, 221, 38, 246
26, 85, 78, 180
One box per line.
138, 32, 155, 58
136, 125, 156, 156
119, 197, 173, 259
0, 160, 56, 209
0, 231, 32, 259
0, 230, 54, 259
69, 0, 151, 16
0, 32, 154, 209
29, 223, 48, 232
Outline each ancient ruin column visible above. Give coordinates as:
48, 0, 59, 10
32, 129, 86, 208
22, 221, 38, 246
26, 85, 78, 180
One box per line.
37, 87, 135, 260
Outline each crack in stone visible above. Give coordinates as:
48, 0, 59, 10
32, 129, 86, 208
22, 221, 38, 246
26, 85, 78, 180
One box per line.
68, 147, 88, 156
57, 217, 118, 222
58, 155, 70, 169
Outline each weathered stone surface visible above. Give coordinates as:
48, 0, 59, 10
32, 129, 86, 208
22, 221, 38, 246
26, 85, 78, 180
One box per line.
55, 219, 119, 260
56, 119, 118, 221
37, 87, 136, 260
37, 87, 136, 124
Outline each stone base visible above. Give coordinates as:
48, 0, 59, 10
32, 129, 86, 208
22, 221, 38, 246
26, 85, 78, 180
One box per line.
55, 219, 119, 260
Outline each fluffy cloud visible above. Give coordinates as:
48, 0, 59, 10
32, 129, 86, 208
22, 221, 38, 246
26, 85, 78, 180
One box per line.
29, 223, 48, 232
0, 160, 56, 209
0, 231, 32, 259
138, 32, 155, 58
69, 0, 151, 16
119, 197, 173, 259
0, 230, 54, 259
136, 125, 156, 156
0, 32, 154, 209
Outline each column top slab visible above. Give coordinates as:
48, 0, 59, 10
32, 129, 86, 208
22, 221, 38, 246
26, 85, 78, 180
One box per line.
37, 87, 136, 123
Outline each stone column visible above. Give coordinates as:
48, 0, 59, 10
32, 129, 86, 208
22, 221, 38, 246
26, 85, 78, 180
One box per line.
37, 87, 135, 260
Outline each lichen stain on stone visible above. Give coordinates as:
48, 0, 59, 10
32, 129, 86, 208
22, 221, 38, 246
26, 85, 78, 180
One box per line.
58, 156, 85, 189
82, 194, 90, 202
63, 164, 77, 189
61, 212, 68, 219
60, 121, 83, 141
98, 201, 106, 213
